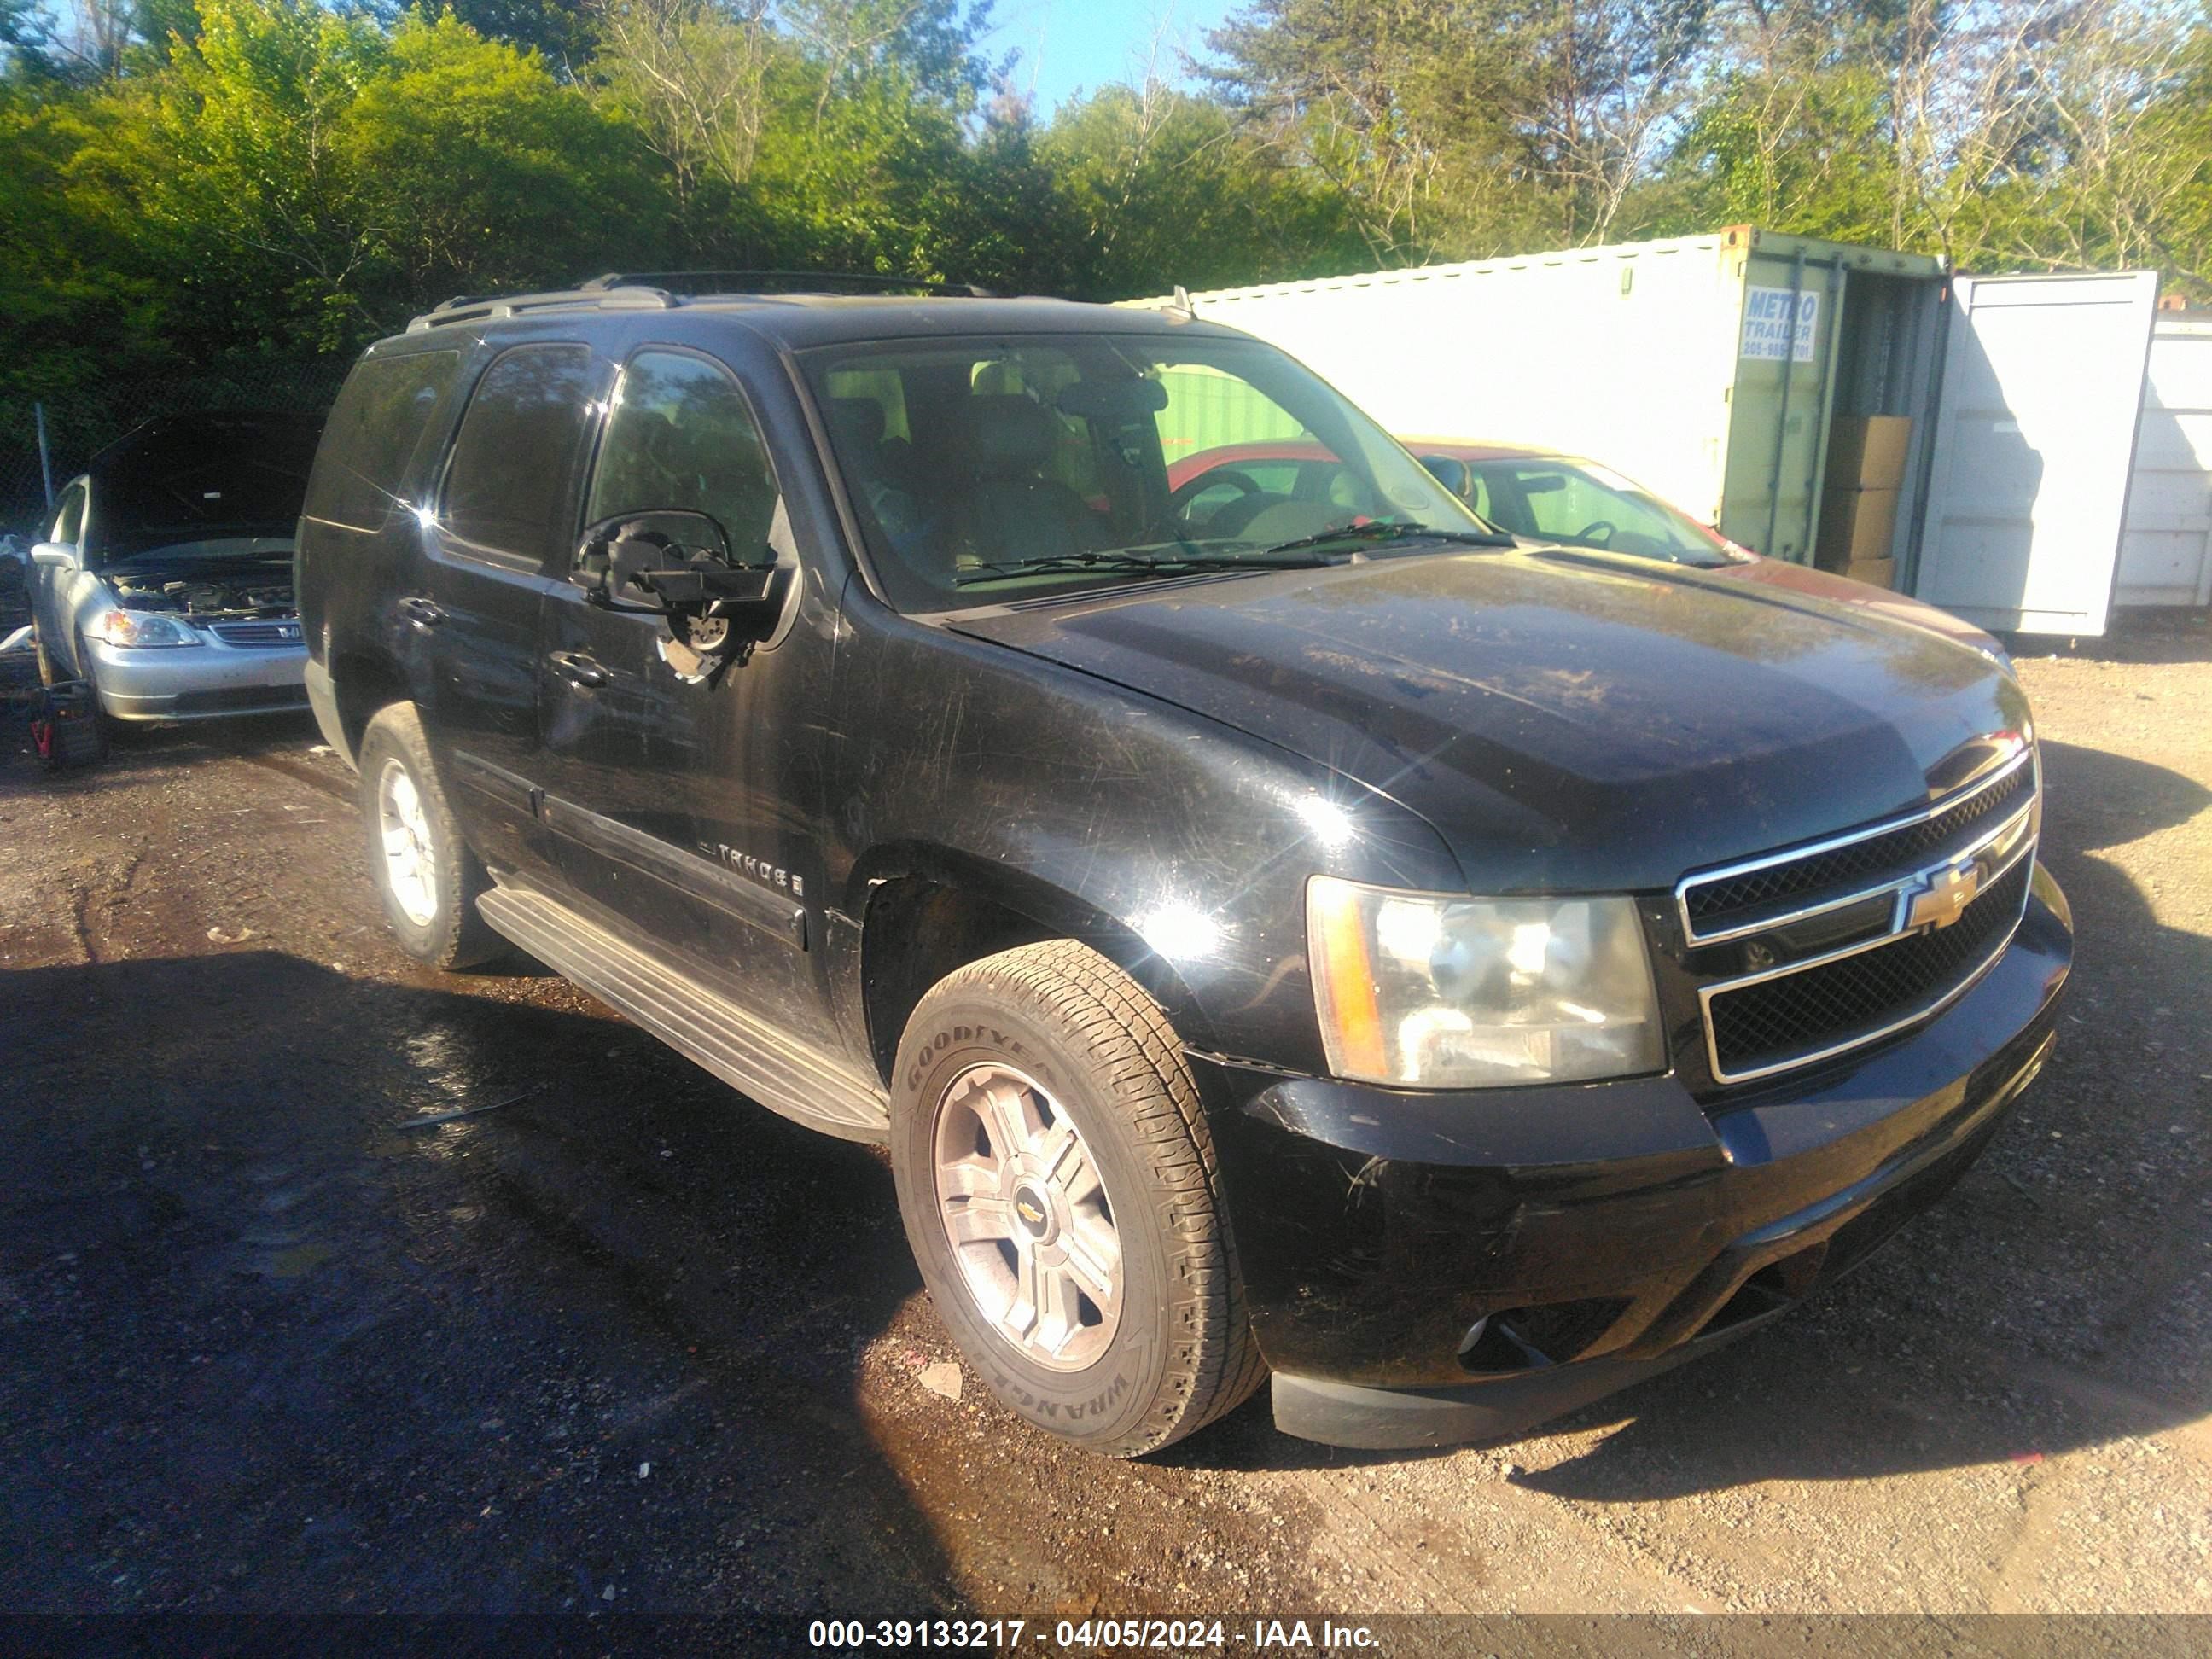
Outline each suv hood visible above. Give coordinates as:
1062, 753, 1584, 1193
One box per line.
85, 413, 319, 563
949, 548, 2030, 894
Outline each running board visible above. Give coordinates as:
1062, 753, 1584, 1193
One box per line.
476, 882, 890, 1144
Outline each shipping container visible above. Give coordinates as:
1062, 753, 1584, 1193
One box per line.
1124, 227, 1947, 568
2116, 317, 2212, 608
1910, 271, 2159, 636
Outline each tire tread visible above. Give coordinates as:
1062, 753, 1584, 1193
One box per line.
921, 940, 1266, 1454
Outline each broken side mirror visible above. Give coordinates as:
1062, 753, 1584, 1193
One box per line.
570, 509, 790, 668
572, 509, 734, 609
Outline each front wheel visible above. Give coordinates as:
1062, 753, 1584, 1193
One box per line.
889, 940, 1266, 1456
356, 702, 505, 969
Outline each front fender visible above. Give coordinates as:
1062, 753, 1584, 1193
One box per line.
38, 567, 112, 679
828, 600, 1464, 1076
845, 836, 1220, 1050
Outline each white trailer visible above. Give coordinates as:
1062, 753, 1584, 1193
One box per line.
2116, 317, 2212, 609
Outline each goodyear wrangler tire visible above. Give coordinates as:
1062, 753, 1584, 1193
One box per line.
889, 940, 1266, 1457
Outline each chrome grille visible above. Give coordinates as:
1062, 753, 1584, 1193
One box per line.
1683, 762, 2029, 940
1680, 748, 2040, 1086
1705, 859, 2032, 1080
209, 620, 302, 648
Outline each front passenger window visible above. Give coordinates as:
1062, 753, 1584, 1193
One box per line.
588, 352, 780, 557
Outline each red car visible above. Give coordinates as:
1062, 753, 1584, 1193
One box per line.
1165, 439, 2006, 660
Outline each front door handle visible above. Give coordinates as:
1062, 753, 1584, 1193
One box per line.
547, 650, 608, 689
399, 596, 445, 629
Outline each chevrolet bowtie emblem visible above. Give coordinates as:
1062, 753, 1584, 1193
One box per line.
1905, 857, 1981, 931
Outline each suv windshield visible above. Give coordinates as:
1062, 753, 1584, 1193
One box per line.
800, 334, 1493, 612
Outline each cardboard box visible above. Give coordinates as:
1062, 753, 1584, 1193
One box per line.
1825, 416, 1913, 492
1816, 485, 1899, 568
1839, 556, 1896, 591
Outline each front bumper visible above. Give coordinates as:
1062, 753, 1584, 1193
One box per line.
1202, 865, 2072, 1450
88, 635, 309, 723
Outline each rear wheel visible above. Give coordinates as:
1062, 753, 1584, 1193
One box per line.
357, 702, 504, 969
889, 940, 1266, 1456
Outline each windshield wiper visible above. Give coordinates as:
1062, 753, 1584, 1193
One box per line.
1260, 520, 1517, 556
952, 547, 1337, 587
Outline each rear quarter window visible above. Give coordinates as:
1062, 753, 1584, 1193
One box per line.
304, 350, 463, 531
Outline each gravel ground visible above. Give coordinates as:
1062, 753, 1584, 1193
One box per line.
0, 612, 2206, 1621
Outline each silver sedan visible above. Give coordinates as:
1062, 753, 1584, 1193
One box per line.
28, 414, 315, 725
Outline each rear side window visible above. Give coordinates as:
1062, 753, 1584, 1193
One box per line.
586, 351, 780, 555
441, 344, 605, 563
305, 350, 463, 530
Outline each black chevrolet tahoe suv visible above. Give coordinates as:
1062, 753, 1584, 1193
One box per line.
297, 278, 2071, 1456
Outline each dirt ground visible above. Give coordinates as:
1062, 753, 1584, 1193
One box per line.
0, 613, 2207, 1622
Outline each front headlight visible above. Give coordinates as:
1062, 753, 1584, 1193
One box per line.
85, 608, 202, 649
1307, 876, 1662, 1088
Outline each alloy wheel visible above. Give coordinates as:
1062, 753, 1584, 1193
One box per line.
376, 758, 438, 928
930, 1062, 1124, 1371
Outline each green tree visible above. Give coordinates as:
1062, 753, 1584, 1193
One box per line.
1655, 0, 2210, 285
442, 0, 598, 70
590, 0, 776, 233
1658, 61, 1896, 245
2141, 27, 2212, 294
1205, 0, 1711, 262
346, 11, 667, 312
61, 0, 391, 352
921, 91, 1091, 294
1039, 82, 1361, 296
58, 0, 671, 352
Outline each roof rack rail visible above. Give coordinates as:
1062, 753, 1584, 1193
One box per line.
579, 270, 994, 299
405, 282, 679, 333
401, 269, 992, 333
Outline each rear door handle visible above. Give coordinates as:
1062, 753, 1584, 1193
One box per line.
547, 650, 608, 689
399, 597, 445, 629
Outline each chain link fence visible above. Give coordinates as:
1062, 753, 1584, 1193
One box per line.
2, 358, 356, 538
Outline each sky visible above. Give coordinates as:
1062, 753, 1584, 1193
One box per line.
981, 0, 1243, 118
24, 0, 1239, 120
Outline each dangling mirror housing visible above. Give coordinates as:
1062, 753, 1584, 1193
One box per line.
570, 510, 789, 666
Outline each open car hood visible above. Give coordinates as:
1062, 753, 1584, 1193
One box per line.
84, 413, 319, 562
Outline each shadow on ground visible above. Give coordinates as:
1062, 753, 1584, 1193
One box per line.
0, 951, 955, 1612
